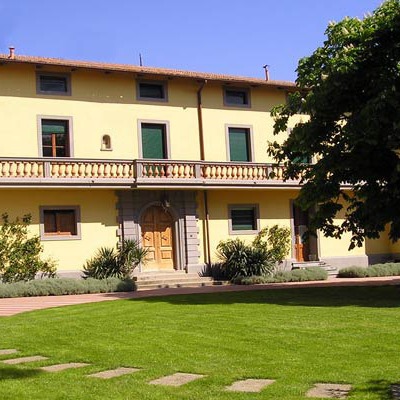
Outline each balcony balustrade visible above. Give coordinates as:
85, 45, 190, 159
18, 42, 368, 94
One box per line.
0, 157, 299, 188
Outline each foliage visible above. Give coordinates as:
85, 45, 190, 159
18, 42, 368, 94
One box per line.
252, 225, 291, 265
200, 262, 229, 280
338, 262, 400, 278
232, 267, 328, 284
216, 238, 274, 280
268, 0, 400, 248
83, 239, 148, 279
0, 277, 135, 298
0, 213, 57, 283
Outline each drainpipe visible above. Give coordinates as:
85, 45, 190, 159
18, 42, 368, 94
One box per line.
197, 80, 211, 266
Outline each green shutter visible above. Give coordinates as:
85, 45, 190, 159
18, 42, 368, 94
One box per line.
141, 124, 166, 159
229, 128, 250, 162
42, 120, 68, 134
231, 208, 256, 231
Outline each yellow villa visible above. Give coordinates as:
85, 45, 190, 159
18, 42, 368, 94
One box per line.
0, 48, 397, 277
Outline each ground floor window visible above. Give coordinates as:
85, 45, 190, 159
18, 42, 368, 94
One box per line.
228, 204, 259, 234
40, 206, 81, 240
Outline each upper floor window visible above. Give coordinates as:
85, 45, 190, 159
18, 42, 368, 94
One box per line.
36, 73, 71, 96
227, 126, 253, 162
223, 87, 250, 107
140, 122, 170, 159
137, 81, 168, 102
39, 118, 73, 157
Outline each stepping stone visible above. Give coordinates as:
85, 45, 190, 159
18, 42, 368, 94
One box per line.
40, 363, 90, 372
226, 378, 276, 393
3, 356, 48, 365
391, 384, 400, 399
149, 372, 205, 387
0, 349, 18, 356
306, 383, 352, 399
88, 367, 140, 379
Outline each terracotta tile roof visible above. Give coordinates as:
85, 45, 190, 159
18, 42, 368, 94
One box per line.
0, 53, 296, 89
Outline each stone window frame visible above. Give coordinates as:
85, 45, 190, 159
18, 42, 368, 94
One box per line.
37, 115, 74, 157
137, 119, 171, 159
223, 86, 251, 108
136, 80, 168, 102
36, 71, 72, 96
39, 205, 81, 241
225, 124, 255, 162
228, 204, 260, 235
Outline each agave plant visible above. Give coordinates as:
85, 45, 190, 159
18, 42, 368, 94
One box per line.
83, 239, 148, 279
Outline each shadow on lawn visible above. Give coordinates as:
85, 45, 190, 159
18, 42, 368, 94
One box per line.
351, 380, 397, 400
0, 366, 43, 380
126, 286, 400, 308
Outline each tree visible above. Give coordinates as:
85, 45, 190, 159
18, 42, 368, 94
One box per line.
269, 0, 400, 249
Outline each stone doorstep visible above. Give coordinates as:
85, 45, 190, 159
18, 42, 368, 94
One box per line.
149, 372, 205, 387
226, 378, 276, 393
88, 367, 141, 379
40, 363, 90, 372
0, 349, 18, 356
306, 383, 352, 399
2, 356, 48, 365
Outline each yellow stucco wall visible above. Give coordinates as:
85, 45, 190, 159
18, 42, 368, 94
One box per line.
0, 64, 291, 163
205, 189, 295, 263
0, 189, 117, 271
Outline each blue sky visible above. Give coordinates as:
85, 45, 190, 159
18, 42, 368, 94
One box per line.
0, 0, 383, 81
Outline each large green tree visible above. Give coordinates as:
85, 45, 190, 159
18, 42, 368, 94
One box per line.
269, 0, 400, 249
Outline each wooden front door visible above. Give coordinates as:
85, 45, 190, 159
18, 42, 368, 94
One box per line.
293, 205, 310, 262
140, 206, 174, 270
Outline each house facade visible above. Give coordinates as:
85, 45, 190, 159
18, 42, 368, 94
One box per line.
0, 50, 397, 276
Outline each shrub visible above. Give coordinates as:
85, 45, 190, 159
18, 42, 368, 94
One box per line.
233, 267, 328, 285
83, 239, 148, 279
0, 277, 135, 298
338, 263, 400, 278
200, 263, 229, 280
252, 225, 291, 265
0, 213, 57, 283
216, 238, 274, 279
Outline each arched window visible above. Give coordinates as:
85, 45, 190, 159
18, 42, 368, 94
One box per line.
101, 135, 112, 151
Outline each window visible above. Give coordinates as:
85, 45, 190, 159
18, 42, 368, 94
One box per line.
101, 134, 112, 151
36, 73, 71, 95
227, 127, 252, 162
40, 206, 81, 240
224, 87, 250, 107
140, 122, 169, 159
40, 119, 71, 157
229, 205, 259, 234
137, 81, 168, 101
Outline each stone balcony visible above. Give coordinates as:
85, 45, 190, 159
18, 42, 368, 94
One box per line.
0, 157, 301, 188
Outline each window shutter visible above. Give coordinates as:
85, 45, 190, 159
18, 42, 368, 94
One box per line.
141, 124, 166, 159
42, 120, 68, 134
231, 208, 256, 231
229, 128, 250, 162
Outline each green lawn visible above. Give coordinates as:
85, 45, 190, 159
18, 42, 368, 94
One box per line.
0, 286, 399, 399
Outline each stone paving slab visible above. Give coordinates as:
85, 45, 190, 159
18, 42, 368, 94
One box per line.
226, 378, 276, 392
149, 372, 205, 387
88, 367, 140, 379
0, 349, 18, 355
40, 363, 90, 372
391, 384, 400, 399
3, 355, 48, 365
306, 383, 352, 399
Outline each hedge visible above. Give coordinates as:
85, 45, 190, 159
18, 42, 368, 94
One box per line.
0, 277, 135, 298
337, 263, 400, 278
232, 267, 328, 285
